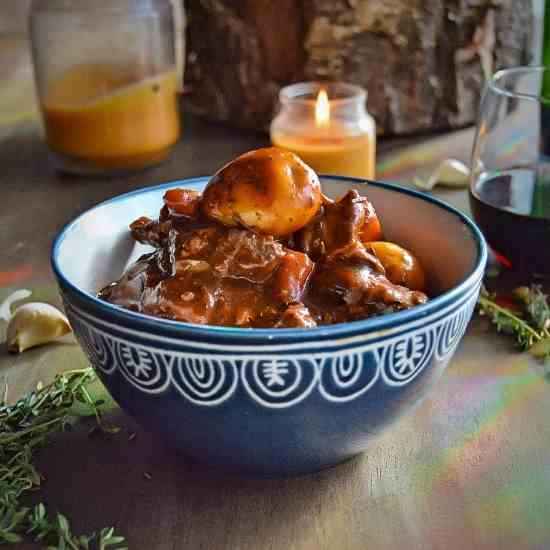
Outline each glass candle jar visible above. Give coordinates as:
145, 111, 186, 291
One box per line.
29, 0, 182, 175
270, 82, 376, 179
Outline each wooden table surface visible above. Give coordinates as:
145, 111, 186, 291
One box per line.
2, 33, 550, 550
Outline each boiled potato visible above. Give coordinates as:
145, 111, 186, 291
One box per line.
366, 241, 427, 291
201, 147, 322, 237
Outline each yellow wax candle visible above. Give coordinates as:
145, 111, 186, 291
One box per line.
272, 132, 375, 180
270, 83, 376, 179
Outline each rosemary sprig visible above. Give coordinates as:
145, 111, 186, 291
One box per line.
478, 285, 550, 360
0, 368, 126, 548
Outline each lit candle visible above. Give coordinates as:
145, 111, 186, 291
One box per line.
270, 82, 376, 179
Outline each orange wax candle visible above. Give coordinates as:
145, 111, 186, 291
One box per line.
270, 83, 376, 179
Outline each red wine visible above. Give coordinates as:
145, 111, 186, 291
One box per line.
469, 168, 550, 275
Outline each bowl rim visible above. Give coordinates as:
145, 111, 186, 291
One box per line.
51, 175, 487, 343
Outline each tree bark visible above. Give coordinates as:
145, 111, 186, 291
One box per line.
184, 0, 533, 135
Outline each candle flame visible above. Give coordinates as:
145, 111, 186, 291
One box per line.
315, 88, 330, 127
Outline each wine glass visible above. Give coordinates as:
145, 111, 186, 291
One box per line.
469, 66, 550, 277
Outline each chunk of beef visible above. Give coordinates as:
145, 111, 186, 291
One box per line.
275, 304, 317, 328
143, 274, 219, 325
311, 242, 427, 311
209, 228, 284, 283
103, 222, 316, 327
130, 217, 172, 247
98, 253, 153, 311
144, 275, 283, 327
270, 250, 314, 304
292, 190, 381, 260
130, 190, 204, 248
209, 282, 281, 327
175, 227, 220, 266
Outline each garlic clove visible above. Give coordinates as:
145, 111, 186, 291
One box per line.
412, 177, 432, 190
412, 159, 470, 191
6, 302, 73, 353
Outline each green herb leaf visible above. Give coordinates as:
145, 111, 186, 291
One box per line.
478, 285, 550, 360
478, 287, 539, 350
0, 369, 124, 547
514, 285, 550, 335
0, 529, 23, 544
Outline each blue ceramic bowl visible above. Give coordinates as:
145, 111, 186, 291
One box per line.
51, 176, 486, 475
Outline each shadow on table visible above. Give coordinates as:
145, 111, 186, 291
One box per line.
32, 407, 364, 549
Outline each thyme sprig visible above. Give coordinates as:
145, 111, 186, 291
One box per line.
514, 285, 550, 336
478, 285, 550, 360
0, 368, 125, 548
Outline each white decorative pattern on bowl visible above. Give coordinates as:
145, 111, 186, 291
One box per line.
66, 287, 478, 409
